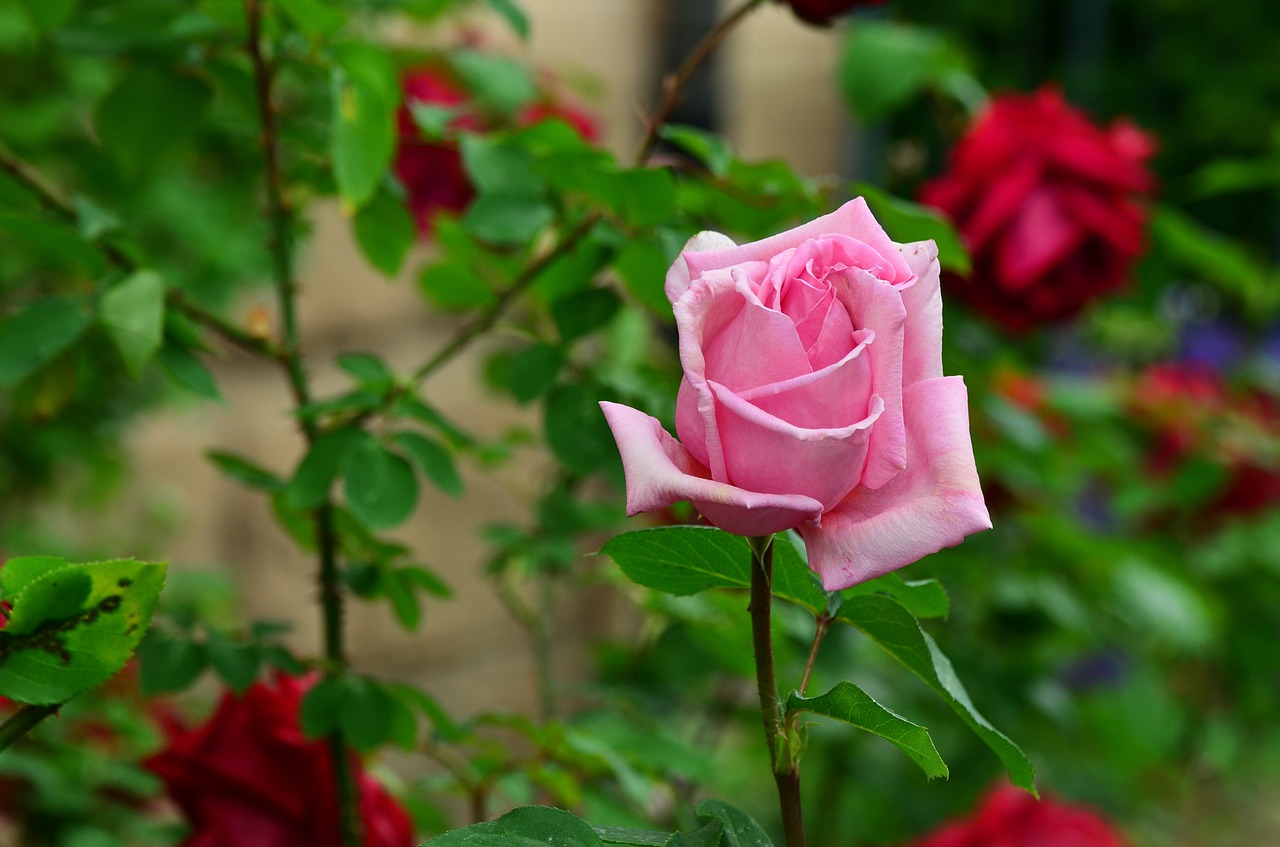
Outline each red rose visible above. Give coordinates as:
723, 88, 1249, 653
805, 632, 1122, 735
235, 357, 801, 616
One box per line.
910, 785, 1127, 847
921, 87, 1155, 333
395, 67, 600, 235
781, 0, 884, 26
1131, 364, 1280, 517
395, 68, 481, 235
146, 677, 414, 847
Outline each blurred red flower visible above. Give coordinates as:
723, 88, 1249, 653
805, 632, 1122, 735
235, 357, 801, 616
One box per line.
782, 0, 884, 26
395, 66, 599, 236
921, 87, 1155, 333
146, 677, 413, 847
1131, 364, 1280, 516
909, 785, 1127, 847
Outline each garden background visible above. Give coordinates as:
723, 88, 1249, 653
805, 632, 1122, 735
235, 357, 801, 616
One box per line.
1, 0, 1278, 845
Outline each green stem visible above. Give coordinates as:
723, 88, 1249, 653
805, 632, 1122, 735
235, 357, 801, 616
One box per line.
0, 704, 59, 754
748, 535, 807, 847
243, 1, 360, 844
634, 0, 768, 164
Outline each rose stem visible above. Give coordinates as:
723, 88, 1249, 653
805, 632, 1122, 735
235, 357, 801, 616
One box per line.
243, 1, 362, 844
749, 535, 808, 847
0, 704, 60, 754
634, 0, 769, 164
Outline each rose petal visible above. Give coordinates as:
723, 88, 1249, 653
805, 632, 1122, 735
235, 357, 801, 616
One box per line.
601, 402, 824, 535
831, 269, 907, 488
898, 239, 943, 387
681, 198, 915, 287
799, 376, 991, 590
709, 381, 882, 512
737, 329, 874, 429
665, 230, 739, 303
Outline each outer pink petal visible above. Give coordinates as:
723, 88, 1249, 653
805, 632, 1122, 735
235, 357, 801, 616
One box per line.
798, 376, 991, 590
833, 269, 907, 489
898, 239, 943, 387
681, 198, 915, 287
665, 231, 738, 303
601, 402, 824, 536
710, 382, 882, 512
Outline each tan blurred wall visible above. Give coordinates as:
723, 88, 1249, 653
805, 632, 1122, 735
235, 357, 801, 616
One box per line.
121, 1, 847, 718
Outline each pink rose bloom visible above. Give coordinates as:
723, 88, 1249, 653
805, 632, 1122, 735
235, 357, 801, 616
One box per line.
600, 199, 991, 590
910, 785, 1128, 847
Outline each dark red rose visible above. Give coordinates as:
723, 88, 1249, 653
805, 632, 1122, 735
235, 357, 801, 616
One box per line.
146, 677, 414, 847
395, 67, 481, 235
395, 66, 600, 236
921, 87, 1155, 333
910, 785, 1127, 847
781, 0, 884, 26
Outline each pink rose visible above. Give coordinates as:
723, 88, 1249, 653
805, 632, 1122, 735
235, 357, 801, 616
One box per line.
600, 199, 991, 590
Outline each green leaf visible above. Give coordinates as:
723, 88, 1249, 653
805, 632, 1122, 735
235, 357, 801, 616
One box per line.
769, 534, 830, 617
337, 352, 394, 389
99, 269, 165, 377
401, 565, 451, 598
610, 169, 677, 228
422, 805, 604, 846
601, 528, 828, 616
205, 629, 261, 694
137, 630, 207, 695
508, 343, 563, 403
834, 594, 1037, 792
450, 50, 537, 117
552, 288, 621, 343
544, 383, 619, 475
276, 0, 346, 38
486, 0, 529, 38
694, 799, 772, 847
383, 569, 422, 630
0, 299, 90, 387
342, 435, 419, 529
392, 431, 464, 497
658, 124, 731, 177
20, 0, 77, 32
155, 342, 222, 401
285, 428, 363, 509
613, 235, 680, 316
207, 450, 284, 493
0, 559, 167, 705
353, 189, 416, 276
843, 573, 949, 620
787, 682, 948, 779
460, 134, 544, 198
855, 184, 971, 274
299, 676, 345, 737
0, 211, 105, 273
593, 827, 669, 846
95, 66, 211, 177
839, 21, 966, 123
419, 263, 496, 310
0, 556, 72, 600
338, 676, 396, 752
331, 53, 397, 209
462, 195, 554, 246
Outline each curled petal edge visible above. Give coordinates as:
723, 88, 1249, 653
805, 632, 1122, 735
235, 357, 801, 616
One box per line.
798, 376, 991, 590
600, 401, 825, 536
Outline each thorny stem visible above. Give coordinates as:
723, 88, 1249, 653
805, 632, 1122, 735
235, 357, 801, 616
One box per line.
243, 1, 360, 845
797, 615, 831, 699
634, 0, 768, 164
749, 535, 807, 847
0, 704, 59, 754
